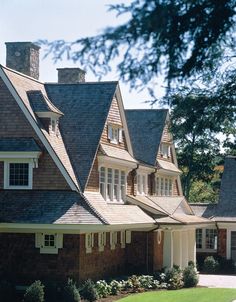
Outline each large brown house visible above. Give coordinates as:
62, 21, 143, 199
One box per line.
0, 42, 208, 285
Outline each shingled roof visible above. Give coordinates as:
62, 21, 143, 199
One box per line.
125, 109, 168, 166
214, 156, 236, 221
27, 90, 63, 115
0, 190, 103, 224
0, 138, 41, 152
45, 82, 118, 191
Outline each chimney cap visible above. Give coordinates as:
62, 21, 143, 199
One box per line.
57, 67, 86, 73
5, 41, 40, 50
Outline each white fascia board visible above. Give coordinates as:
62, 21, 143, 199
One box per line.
36, 112, 61, 118
159, 224, 213, 230
0, 67, 78, 192
0, 222, 155, 233
98, 155, 137, 171
0, 151, 41, 159
217, 222, 236, 229
115, 85, 134, 157
156, 169, 181, 177
137, 164, 156, 173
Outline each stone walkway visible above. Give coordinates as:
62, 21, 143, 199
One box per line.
199, 274, 236, 288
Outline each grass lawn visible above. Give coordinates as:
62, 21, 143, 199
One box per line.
117, 288, 236, 302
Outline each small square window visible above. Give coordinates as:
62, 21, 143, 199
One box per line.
44, 234, 55, 247
9, 163, 29, 186
108, 125, 123, 144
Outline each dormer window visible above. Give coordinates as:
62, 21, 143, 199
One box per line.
160, 143, 170, 158
137, 173, 147, 195
108, 124, 123, 144
50, 118, 59, 135
156, 176, 173, 196
99, 167, 126, 202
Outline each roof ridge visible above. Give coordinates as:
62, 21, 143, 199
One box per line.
125, 108, 168, 112
45, 81, 119, 85
0, 64, 44, 84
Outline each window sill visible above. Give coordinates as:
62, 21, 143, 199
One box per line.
107, 201, 125, 205
196, 248, 217, 253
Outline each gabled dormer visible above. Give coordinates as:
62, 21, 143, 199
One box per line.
27, 90, 63, 135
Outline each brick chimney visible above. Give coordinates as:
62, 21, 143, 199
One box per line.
57, 67, 86, 84
5, 42, 40, 80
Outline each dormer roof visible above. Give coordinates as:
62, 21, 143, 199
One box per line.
125, 109, 168, 166
27, 90, 63, 116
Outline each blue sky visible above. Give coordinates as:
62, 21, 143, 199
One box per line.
0, 0, 165, 108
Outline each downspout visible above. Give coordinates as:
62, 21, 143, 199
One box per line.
215, 221, 219, 255
133, 163, 139, 196
146, 223, 160, 274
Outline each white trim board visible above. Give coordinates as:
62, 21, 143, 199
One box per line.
0, 66, 78, 192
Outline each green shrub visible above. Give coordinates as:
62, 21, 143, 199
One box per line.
138, 275, 157, 290
62, 279, 80, 302
183, 265, 199, 288
110, 280, 122, 295
95, 280, 111, 298
80, 279, 98, 302
23, 280, 44, 302
127, 275, 141, 292
166, 266, 183, 290
0, 280, 16, 302
203, 256, 219, 273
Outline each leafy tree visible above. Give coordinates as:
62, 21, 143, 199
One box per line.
40, 0, 236, 91
170, 79, 236, 199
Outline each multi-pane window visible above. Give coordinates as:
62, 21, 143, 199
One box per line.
9, 163, 29, 187
160, 143, 170, 158
99, 167, 106, 198
196, 228, 217, 251
108, 124, 123, 144
99, 167, 126, 202
114, 169, 119, 201
160, 178, 164, 195
137, 173, 147, 195
156, 177, 173, 196
206, 229, 217, 249
196, 229, 203, 249
107, 168, 113, 201
44, 234, 55, 247
121, 171, 126, 200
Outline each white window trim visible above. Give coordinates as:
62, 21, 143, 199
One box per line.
99, 167, 127, 203
85, 233, 94, 254
98, 232, 106, 252
108, 124, 123, 144
155, 176, 173, 196
4, 159, 33, 189
120, 231, 126, 248
196, 228, 217, 253
137, 173, 148, 196
110, 231, 118, 250
35, 233, 63, 254
126, 230, 132, 244
160, 143, 171, 158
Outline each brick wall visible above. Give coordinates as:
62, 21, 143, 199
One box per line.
0, 231, 157, 284
0, 77, 69, 190
0, 233, 80, 284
